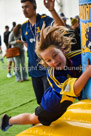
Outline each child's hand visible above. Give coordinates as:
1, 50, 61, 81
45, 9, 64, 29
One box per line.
44, 0, 55, 11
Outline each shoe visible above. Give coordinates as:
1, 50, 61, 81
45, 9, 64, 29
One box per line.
17, 80, 22, 82
30, 124, 35, 127
23, 79, 30, 81
13, 71, 15, 76
7, 73, 12, 78
0, 114, 12, 131
0, 58, 4, 63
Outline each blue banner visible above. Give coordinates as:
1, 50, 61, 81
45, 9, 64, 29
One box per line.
79, 0, 91, 99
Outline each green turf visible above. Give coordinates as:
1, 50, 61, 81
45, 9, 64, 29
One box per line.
0, 54, 38, 136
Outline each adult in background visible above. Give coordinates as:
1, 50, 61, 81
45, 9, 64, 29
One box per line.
75, 15, 80, 28
9, 24, 28, 82
3, 26, 10, 49
70, 18, 81, 51
60, 12, 71, 29
3, 26, 15, 77
0, 35, 4, 63
21, 0, 64, 104
11, 22, 16, 32
0, 35, 2, 52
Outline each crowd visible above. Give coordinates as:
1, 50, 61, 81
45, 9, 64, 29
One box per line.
0, 0, 88, 133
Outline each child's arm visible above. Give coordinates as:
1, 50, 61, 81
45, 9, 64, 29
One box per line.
60, 59, 91, 98
74, 59, 91, 96
44, 0, 64, 26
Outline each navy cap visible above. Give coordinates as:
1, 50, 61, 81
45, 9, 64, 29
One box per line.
60, 12, 68, 20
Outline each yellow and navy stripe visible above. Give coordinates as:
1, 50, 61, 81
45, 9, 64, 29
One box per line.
22, 20, 28, 25
66, 50, 81, 59
48, 68, 62, 89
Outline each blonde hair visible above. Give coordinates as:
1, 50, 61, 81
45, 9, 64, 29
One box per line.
35, 25, 73, 67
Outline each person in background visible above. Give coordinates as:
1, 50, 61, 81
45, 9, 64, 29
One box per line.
60, 12, 71, 29
0, 35, 2, 52
0, 35, 4, 63
9, 24, 28, 82
75, 15, 80, 28
70, 18, 81, 51
1, 25, 90, 131
11, 22, 16, 32
3, 25, 15, 78
21, 0, 64, 104
3, 26, 10, 49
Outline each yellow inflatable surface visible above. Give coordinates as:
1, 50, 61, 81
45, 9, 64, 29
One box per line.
16, 100, 91, 136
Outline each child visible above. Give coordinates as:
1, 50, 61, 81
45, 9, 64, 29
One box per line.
0, 25, 91, 131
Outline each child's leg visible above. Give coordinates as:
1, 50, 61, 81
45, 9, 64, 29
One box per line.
9, 113, 39, 125
1, 113, 40, 131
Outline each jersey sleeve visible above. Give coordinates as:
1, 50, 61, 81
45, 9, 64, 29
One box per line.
47, 68, 77, 97
43, 15, 54, 27
60, 78, 77, 97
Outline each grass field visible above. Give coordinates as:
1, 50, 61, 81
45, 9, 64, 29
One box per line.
0, 53, 38, 136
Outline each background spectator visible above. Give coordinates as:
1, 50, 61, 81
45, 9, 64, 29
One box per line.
0, 35, 4, 63
60, 12, 71, 29
3, 25, 15, 78
9, 24, 28, 82
11, 22, 16, 32
70, 18, 81, 51
0, 35, 2, 52
3, 26, 10, 49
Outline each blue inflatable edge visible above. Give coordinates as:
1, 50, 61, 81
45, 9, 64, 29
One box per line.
80, 18, 89, 99
80, 20, 91, 23
79, 0, 91, 4
80, 22, 87, 99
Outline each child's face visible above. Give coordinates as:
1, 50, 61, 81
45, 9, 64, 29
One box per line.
40, 45, 66, 70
